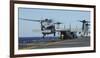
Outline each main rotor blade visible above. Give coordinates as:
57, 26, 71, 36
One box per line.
77, 20, 82, 22
54, 22, 62, 24
77, 20, 90, 23
19, 18, 42, 22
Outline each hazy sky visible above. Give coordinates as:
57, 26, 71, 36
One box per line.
18, 8, 90, 37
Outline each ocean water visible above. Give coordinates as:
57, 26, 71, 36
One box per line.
19, 37, 59, 44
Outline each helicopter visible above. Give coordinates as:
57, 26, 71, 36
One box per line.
20, 18, 62, 38
78, 19, 90, 36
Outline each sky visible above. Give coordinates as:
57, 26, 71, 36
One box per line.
18, 7, 90, 37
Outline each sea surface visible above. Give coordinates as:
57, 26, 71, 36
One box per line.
19, 37, 60, 44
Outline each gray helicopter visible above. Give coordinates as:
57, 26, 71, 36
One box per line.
78, 19, 90, 36
20, 18, 62, 38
